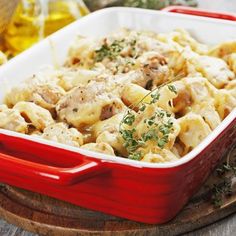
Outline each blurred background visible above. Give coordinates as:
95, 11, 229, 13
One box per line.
0, 0, 236, 64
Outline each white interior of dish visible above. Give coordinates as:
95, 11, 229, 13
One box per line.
0, 7, 235, 168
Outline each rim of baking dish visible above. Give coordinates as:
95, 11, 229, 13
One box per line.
0, 7, 236, 169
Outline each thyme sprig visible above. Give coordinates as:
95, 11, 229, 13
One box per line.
211, 144, 236, 207
211, 178, 233, 207
119, 75, 182, 161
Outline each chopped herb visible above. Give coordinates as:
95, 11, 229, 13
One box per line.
95, 38, 137, 62
159, 125, 170, 135
150, 91, 160, 104
157, 135, 169, 149
94, 44, 110, 62
147, 119, 155, 126
120, 128, 139, 153
123, 110, 135, 126
128, 151, 142, 161
168, 84, 177, 94
166, 111, 172, 117
142, 129, 157, 142
160, 111, 166, 118
139, 104, 146, 111
95, 40, 123, 62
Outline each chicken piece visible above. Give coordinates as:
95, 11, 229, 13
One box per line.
5, 82, 65, 111
31, 84, 66, 110
56, 82, 125, 129
14, 102, 54, 131
177, 113, 211, 151
42, 123, 83, 147
112, 70, 150, 89
137, 51, 171, 87
96, 68, 166, 98
103, 66, 170, 96
80, 142, 115, 156
0, 107, 28, 133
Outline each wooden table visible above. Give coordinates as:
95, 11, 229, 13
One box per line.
1, 0, 236, 235
1, 214, 236, 236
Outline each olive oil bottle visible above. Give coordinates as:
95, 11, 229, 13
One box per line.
3, 0, 89, 56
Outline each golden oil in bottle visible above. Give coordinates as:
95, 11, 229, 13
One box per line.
3, 0, 89, 56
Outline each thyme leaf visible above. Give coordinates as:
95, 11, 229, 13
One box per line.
168, 84, 177, 94
95, 39, 137, 62
128, 151, 142, 161
210, 145, 236, 207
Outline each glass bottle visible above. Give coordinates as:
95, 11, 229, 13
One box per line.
3, 0, 89, 57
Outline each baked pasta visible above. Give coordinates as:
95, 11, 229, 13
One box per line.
2, 28, 236, 163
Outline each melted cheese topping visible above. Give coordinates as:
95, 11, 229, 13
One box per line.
2, 28, 236, 163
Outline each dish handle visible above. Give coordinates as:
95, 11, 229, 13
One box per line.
162, 6, 236, 21
0, 151, 105, 186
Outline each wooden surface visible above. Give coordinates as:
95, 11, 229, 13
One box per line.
1, 0, 236, 235
1, 216, 236, 236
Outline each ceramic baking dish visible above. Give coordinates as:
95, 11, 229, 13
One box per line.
0, 7, 236, 224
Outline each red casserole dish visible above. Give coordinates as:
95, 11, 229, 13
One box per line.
0, 7, 236, 224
